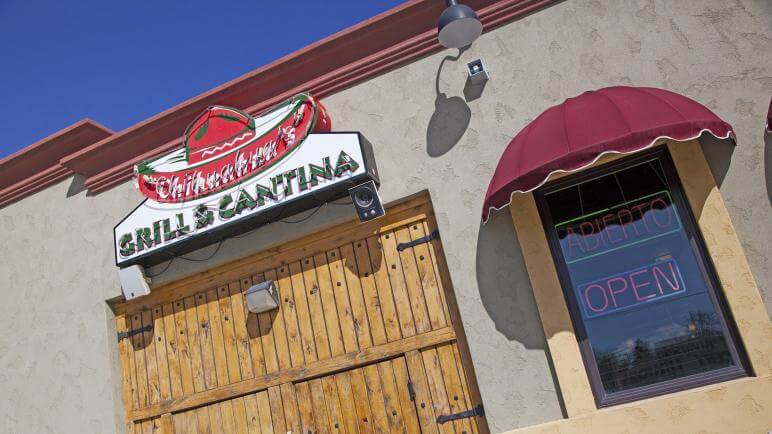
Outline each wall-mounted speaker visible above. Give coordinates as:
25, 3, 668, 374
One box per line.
349, 180, 385, 223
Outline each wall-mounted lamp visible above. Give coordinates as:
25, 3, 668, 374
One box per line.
244, 280, 279, 314
467, 58, 490, 85
438, 0, 483, 49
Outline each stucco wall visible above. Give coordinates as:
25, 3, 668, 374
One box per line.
0, 0, 770, 433
0, 179, 141, 433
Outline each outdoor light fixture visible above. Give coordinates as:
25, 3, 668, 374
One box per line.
118, 265, 151, 300
467, 58, 490, 85
438, 0, 483, 49
244, 280, 279, 314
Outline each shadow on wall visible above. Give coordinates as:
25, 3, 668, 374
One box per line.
766, 131, 772, 206
426, 48, 472, 157
463, 73, 487, 102
66, 174, 88, 198
699, 133, 735, 187
475, 206, 549, 350
477, 205, 569, 416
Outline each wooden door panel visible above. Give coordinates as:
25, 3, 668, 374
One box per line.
379, 230, 419, 339
276, 265, 306, 368
172, 409, 196, 433
366, 235, 403, 343
280, 382, 302, 433
294, 382, 317, 434
116, 205, 487, 433
321, 376, 347, 433
161, 303, 184, 399
326, 248, 360, 355
308, 378, 333, 434
334, 371, 363, 434
351, 238, 388, 347
312, 251, 348, 357
195, 291, 219, 391
177, 296, 203, 394
267, 386, 287, 434
131, 312, 150, 409
408, 222, 449, 330
171, 389, 277, 434
227, 281, 256, 381
288, 358, 421, 434
404, 350, 440, 434
131, 416, 162, 434
207, 402, 224, 434
288, 260, 319, 365
392, 357, 423, 434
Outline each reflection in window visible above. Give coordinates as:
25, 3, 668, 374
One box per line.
539, 152, 746, 402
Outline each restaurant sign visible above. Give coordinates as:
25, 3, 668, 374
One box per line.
114, 93, 378, 267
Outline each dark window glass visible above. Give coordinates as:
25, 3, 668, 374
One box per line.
536, 149, 747, 405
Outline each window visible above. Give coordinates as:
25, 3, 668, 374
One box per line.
535, 147, 749, 406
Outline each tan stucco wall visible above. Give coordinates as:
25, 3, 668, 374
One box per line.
0, 179, 141, 433
0, 0, 770, 432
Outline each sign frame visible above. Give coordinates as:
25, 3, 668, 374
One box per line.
114, 132, 378, 268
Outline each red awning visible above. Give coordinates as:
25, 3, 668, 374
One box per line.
482, 86, 734, 222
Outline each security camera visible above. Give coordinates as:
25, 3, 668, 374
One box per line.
349, 180, 385, 223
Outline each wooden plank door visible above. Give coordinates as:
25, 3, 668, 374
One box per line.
114, 195, 488, 433
267, 351, 480, 434
282, 358, 422, 434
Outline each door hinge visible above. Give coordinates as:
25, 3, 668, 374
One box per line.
396, 229, 440, 252
117, 324, 152, 342
436, 404, 484, 424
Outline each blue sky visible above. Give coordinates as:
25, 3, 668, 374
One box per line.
0, 0, 404, 158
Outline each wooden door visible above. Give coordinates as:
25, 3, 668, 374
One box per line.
114, 195, 487, 433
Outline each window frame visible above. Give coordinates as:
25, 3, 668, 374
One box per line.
534, 146, 751, 407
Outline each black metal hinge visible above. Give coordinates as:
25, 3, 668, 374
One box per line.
396, 229, 440, 252
436, 404, 484, 424
117, 324, 152, 342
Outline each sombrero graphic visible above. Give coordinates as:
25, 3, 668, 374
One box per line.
136, 93, 331, 203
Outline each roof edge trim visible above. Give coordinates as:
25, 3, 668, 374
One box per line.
3, 0, 556, 206
0, 120, 113, 208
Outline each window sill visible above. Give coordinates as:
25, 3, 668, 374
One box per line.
500, 374, 772, 434
596, 365, 748, 408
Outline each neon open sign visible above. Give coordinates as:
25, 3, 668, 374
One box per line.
556, 191, 682, 264
576, 258, 685, 319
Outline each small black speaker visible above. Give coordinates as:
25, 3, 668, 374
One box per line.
349, 180, 385, 223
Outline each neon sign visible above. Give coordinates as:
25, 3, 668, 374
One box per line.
576, 258, 685, 319
136, 94, 330, 203
114, 93, 379, 268
556, 191, 682, 264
